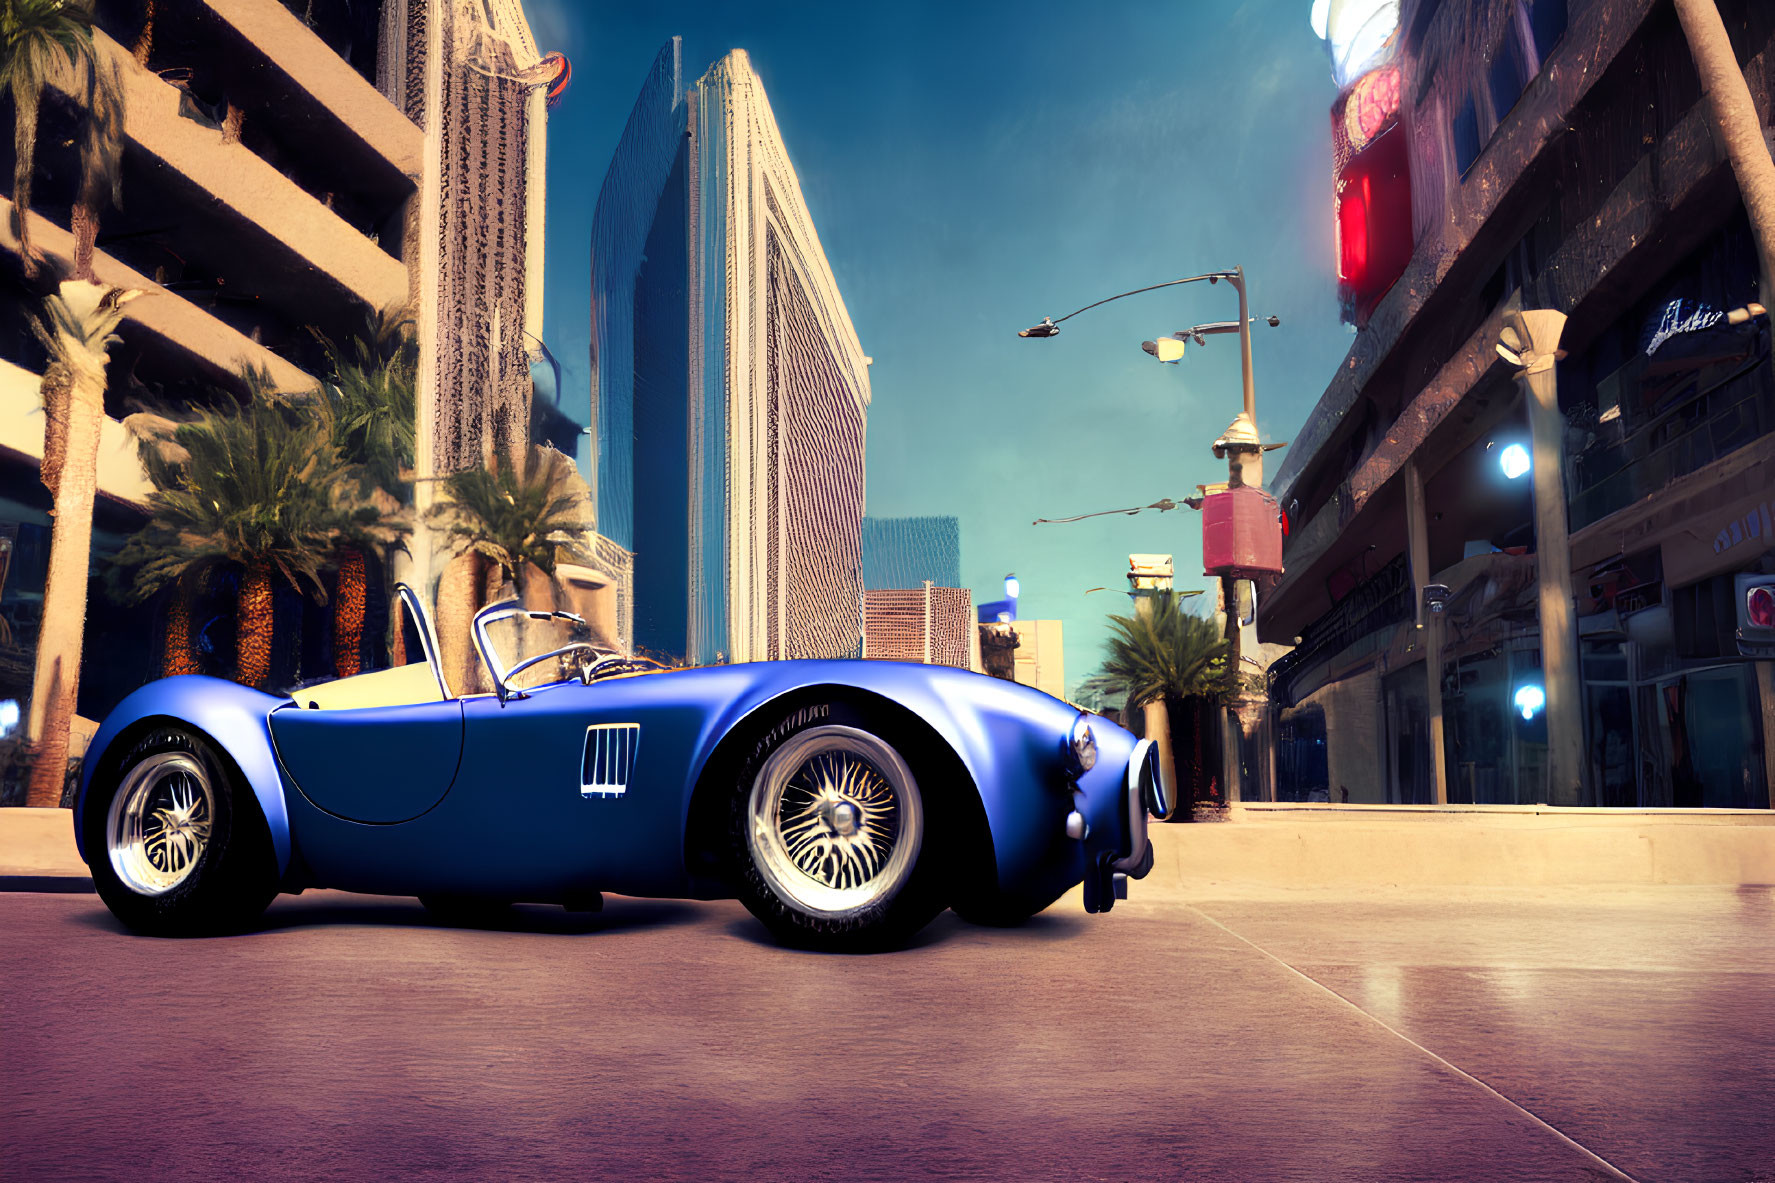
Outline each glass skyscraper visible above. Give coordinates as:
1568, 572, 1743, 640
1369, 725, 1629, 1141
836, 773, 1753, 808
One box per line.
862, 516, 963, 591
591, 41, 870, 664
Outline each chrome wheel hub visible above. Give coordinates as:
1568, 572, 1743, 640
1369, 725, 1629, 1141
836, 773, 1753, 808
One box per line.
748, 725, 922, 919
106, 751, 214, 896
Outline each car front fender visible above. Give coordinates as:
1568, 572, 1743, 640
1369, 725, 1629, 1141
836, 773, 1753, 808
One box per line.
679, 661, 1137, 901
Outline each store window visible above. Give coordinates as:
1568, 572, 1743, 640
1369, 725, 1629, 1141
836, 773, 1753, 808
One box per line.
1582, 639, 1635, 806
1487, 31, 1529, 124
1452, 93, 1481, 176
1384, 665, 1434, 803
1441, 644, 1547, 804
1528, 0, 1568, 63
1563, 211, 1771, 532
1278, 704, 1330, 802
1658, 667, 1767, 809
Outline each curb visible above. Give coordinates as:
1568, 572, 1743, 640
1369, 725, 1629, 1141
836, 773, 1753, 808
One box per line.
0, 874, 93, 893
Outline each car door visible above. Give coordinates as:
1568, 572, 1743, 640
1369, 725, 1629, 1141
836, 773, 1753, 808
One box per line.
270, 698, 465, 824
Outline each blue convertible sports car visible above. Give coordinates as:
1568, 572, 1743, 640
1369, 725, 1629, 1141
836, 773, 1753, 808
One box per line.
75, 586, 1164, 950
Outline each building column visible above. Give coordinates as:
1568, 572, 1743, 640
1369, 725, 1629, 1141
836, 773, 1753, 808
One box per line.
1757, 662, 1775, 809
1404, 459, 1449, 804
1501, 309, 1586, 806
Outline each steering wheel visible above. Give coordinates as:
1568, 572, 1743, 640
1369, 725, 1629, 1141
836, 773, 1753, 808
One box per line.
503, 642, 617, 689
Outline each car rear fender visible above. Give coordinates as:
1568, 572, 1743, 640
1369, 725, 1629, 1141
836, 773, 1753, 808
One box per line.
74, 676, 292, 875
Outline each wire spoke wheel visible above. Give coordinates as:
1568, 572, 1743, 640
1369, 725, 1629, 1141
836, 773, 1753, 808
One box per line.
747, 725, 923, 920
106, 752, 215, 896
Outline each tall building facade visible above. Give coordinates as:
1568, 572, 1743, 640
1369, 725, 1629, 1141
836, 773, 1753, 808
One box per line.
0, 0, 554, 734
591, 42, 870, 664
381, 0, 549, 478
862, 516, 961, 591
1263, 0, 1775, 809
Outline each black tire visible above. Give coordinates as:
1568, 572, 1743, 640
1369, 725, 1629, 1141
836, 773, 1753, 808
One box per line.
84, 726, 278, 936
724, 700, 950, 952
418, 894, 514, 926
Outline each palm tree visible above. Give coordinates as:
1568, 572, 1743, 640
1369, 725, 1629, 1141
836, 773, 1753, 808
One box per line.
1, 0, 111, 277
430, 444, 593, 597
24, 279, 139, 807
1099, 590, 1234, 821
115, 398, 352, 690
312, 310, 416, 677
427, 445, 594, 693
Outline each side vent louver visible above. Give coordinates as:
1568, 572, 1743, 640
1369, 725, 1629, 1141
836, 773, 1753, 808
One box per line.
582, 724, 641, 798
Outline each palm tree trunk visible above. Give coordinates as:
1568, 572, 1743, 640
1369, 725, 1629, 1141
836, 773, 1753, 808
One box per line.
237, 559, 275, 689
11, 75, 42, 277
1191, 697, 1205, 805
1142, 698, 1179, 823
38, 362, 71, 506
133, 0, 156, 66
24, 364, 106, 806
71, 202, 98, 282
163, 572, 197, 677
516, 561, 557, 613
1673, 0, 1775, 306
436, 551, 483, 697
333, 546, 367, 678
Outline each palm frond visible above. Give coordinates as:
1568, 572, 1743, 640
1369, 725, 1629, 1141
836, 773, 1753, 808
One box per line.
111, 389, 360, 604
428, 445, 594, 583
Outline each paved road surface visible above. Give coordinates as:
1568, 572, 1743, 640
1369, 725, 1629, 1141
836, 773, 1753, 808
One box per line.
4, 885, 1773, 1181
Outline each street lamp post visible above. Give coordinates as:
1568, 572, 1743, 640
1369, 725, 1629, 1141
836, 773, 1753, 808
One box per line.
1021, 267, 1284, 807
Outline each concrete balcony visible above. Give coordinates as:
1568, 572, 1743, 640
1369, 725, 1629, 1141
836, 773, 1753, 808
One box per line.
52, 31, 410, 321
0, 359, 152, 509
199, 0, 421, 183
0, 196, 317, 399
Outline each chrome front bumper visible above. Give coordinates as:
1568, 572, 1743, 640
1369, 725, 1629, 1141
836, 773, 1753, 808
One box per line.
1082, 737, 1159, 913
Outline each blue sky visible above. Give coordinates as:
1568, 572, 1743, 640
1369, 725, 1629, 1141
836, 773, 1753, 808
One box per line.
526, 0, 1353, 691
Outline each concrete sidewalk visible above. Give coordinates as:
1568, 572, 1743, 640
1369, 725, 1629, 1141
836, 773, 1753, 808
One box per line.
0, 807, 89, 890
8, 801, 1773, 895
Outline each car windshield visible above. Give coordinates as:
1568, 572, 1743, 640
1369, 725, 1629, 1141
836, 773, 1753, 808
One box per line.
480, 610, 602, 692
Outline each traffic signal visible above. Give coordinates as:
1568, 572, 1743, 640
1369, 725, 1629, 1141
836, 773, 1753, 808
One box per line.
1734, 572, 1775, 657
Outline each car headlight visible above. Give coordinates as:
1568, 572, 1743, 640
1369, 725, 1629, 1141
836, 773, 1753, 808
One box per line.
1067, 713, 1098, 776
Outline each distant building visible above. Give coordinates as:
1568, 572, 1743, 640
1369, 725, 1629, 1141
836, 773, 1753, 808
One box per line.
1009, 619, 1065, 702
863, 516, 961, 591
591, 41, 870, 663
1126, 553, 1175, 598
1265, 0, 1775, 810
863, 586, 973, 669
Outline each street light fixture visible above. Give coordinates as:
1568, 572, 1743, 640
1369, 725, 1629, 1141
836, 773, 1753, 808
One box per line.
1143, 315, 1282, 363
1018, 272, 1235, 339
1499, 443, 1532, 480
1020, 265, 1287, 808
